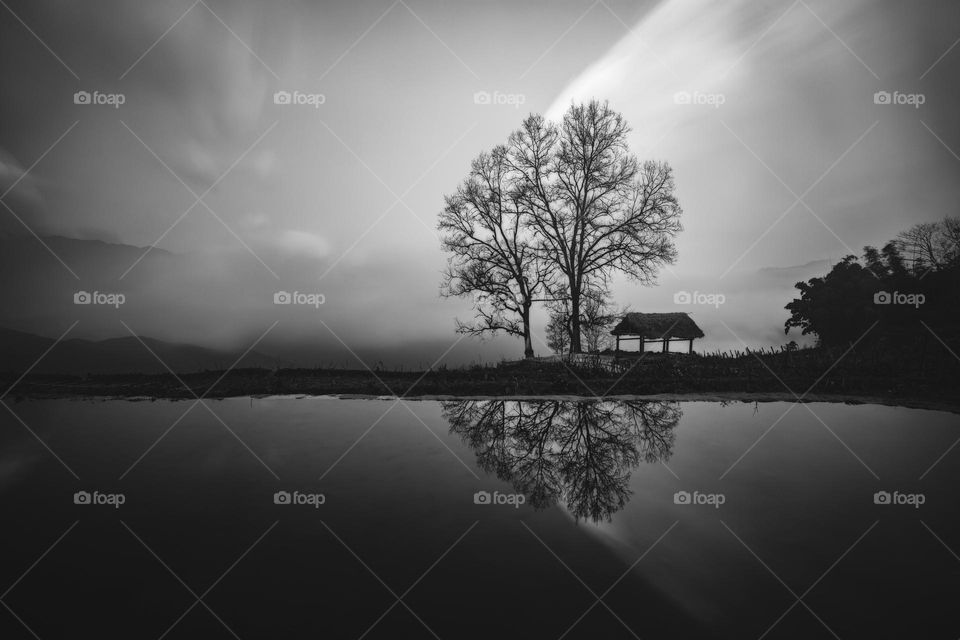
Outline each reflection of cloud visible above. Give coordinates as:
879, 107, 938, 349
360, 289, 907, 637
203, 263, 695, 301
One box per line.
0, 446, 42, 490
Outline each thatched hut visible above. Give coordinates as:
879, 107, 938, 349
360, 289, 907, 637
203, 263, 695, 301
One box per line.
611, 312, 705, 354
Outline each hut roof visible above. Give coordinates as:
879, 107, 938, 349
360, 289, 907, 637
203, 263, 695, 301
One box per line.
611, 312, 705, 339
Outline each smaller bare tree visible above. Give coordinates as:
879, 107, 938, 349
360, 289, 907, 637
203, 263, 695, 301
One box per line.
579, 289, 619, 353
439, 146, 549, 358
545, 286, 620, 354
545, 310, 570, 356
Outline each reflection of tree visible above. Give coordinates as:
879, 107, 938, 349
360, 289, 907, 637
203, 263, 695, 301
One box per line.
442, 400, 680, 522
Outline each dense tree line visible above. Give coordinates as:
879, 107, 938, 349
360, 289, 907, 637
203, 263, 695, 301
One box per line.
785, 217, 960, 359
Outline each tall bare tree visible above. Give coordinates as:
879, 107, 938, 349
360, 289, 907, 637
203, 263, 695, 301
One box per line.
507, 100, 683, 352
439, 146, 549, 358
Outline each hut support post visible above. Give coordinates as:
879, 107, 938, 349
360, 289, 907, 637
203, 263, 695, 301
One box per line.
615, 335, 620, 354
639, 336, 644, 353
662, 337, 668, 353
689, 338, 694, 354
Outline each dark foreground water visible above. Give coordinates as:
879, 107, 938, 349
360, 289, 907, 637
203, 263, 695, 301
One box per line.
1, 397, 958, 639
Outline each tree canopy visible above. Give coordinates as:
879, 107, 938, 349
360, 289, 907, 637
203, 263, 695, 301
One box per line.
439, 100, 682, 357
785, 217, 960, 352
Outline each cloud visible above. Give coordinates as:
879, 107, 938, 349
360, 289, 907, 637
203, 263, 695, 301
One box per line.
0, 146, 47, 236
0, 147, 41, 201
0, 0, 288, 243
0, 233, 490, 363
273, 229, 331, 259
545, 0, 956, 270
0, 148, 26, 186
541, 0, 960, 349
238, 213, 331, 259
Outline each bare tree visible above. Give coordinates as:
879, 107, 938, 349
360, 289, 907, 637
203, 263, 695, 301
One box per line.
439, 146, 549, 358
897, 221, 943, 273
508, 100, 682, 352
897, 216, 960, 273
547, 286, 617, 354
579, 288, 619, 353
545, 309, 570, 356
937, 216, 960, 267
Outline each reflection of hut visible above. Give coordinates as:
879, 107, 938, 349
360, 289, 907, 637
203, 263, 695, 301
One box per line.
611, 312, 705, 354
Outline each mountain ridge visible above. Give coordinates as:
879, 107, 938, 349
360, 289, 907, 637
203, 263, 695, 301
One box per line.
0, 327, 276, 376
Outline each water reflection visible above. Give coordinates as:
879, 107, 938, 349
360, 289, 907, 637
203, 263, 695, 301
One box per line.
443, 400, 680, 522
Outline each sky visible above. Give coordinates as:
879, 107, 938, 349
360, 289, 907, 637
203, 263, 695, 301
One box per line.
1, 0, 958, 366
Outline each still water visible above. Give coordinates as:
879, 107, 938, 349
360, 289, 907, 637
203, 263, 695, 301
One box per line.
1, 397, 958, 638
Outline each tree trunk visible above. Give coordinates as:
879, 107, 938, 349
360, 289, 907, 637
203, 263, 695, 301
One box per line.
522, 306, 534, 359
569, 289, 582, 353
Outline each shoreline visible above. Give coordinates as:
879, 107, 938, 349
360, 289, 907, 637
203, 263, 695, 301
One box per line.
32, 391, 960, 414
5, 355, 957, 413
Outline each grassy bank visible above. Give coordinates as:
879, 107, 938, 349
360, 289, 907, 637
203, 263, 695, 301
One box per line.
3, 348, 957, 407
